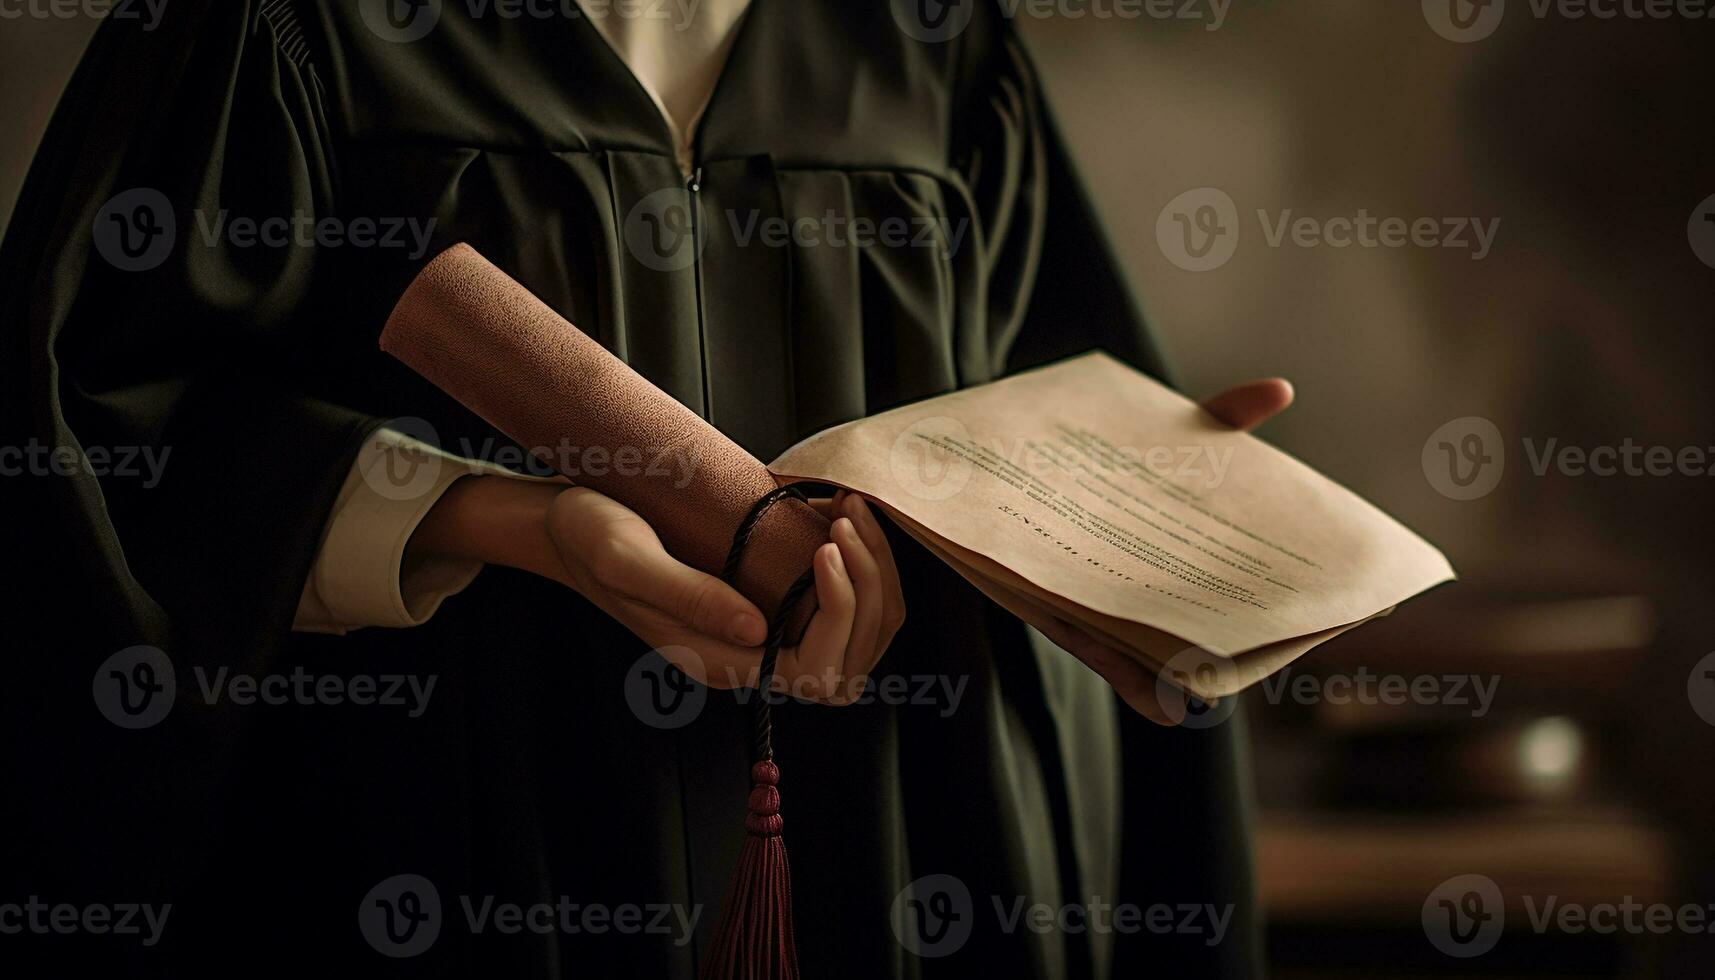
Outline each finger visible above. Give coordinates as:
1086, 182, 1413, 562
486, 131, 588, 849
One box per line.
787, 542, 856, 702
603, 543, 767, 647
831, 515, 884, 702
804, 489, 850, 520
1199, 379, 1294, 431
843, 494, 905, 650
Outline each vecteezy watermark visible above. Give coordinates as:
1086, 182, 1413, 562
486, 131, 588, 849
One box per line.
1155, 188, 1241, 273
190, 210, 436, 261
1156, 188, 1501, 272
1421, 416, 1505, 501
92, 188, 436, 272
359, 874, 442, 958
890, 0, 978, 41
890, 875, 1233, 958
1424, 874, 1715, 959
0, 0, 167, 29
1258, 667, 1500, 718
0, 441, 171, 488
92, 188, 176, 272
359, 874, 702, 957
0, 897, 171, 947
726, 210, 970, 261
359, 418, 448, 502
1689, 193, 1715, 270
622, 187, 970, 272
887, 415, 1235, 503
624, 648, 973, 728
1423, 874, 1506, 957
356, 419, 704, 503
1255, 210, 1499, 260
93, 646, 437, 729
1421, 0, 1508, 42
1423, 416, 1715, 500
1512, 435, 1715, 479
92, 646, 177, 730
736, 671, 969, 714
573, 0, 701, 29
625, 186, 708, 273
452, 435, 702, 489
891, 875, 974, 957
890, 0, 1230, 42
1424, 0, 1715, 43
360, 0, 704, 42
1155, 649, 1501, 727
624, 647, 710, 730
190, 666, 436, 717
1689, 651, 1715, 727
1155, 647, 1241, 729
360, 0, 442, 42
890, 417, 978, 501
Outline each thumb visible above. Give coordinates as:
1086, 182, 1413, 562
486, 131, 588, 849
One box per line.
630, 553, 768, 647
1199, 378, 1294, 431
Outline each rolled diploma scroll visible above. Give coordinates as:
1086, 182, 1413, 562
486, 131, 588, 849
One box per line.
379, 243, 825, 646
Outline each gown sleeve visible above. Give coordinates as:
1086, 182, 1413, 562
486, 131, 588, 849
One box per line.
0, 0, 382, 658
950, 8, 1175, 384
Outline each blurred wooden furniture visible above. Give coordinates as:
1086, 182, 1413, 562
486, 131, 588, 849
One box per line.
1250, 585, 1673, 979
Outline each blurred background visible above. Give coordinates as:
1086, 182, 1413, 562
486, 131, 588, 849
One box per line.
4, 3, 1711, 977
1024, 5, 1715, 979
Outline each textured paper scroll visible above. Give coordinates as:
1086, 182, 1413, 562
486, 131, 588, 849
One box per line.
380, 243, 824, 643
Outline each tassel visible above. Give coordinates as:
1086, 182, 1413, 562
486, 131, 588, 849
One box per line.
700, 759, 799, 980
705, 486, 818, 980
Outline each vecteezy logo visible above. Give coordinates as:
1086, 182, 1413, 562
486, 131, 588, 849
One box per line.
92, 188, 176, 272
1422, 874, 1504, 957
623, 186, 708, 273
888, 416, 975, 502
359, 874, 442, 958
891, 874, 973, 958
1155, 647, 1240, 729
890, 0, 976, 42
1156, 188, 1240, 272
360, 417, 446, 502
1423, 0, 1505, 42
360, 0, 442, 42
1688, 652, 1715, 727
624, 647, 708, 729
1422, 416, 1504, 501
1688, 194, 1715, 270
92, 645, 177, 730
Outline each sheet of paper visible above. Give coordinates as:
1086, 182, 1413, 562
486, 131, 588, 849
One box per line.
885, 501, 1391, 699
769, 352, 1454, 657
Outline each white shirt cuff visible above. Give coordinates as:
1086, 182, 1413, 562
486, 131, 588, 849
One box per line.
292, 428, 557, 635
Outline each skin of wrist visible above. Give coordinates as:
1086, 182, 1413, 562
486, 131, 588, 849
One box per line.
406, 475, 571, 587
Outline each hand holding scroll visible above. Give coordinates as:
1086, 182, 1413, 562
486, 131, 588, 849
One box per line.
542, 486, 904, 704
410, 472, 905, 705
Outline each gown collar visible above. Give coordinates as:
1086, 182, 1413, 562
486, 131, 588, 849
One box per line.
573, 0, 757, 176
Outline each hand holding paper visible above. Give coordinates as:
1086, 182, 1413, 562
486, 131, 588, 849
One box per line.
1000, 375, 1299, 723
769, 353, 1455, 703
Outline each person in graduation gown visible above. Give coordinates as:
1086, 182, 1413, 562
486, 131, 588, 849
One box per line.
0, 1, 1287, 976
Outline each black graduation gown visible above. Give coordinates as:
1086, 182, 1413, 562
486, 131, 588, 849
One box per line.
0, 1, 1259, 977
